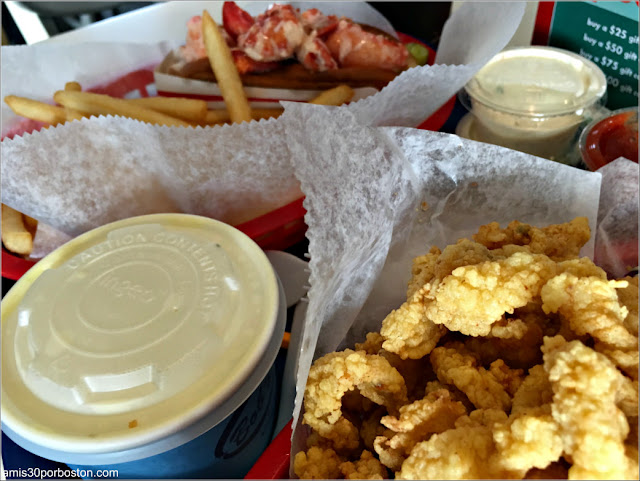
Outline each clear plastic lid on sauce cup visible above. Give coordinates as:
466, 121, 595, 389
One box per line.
1, 214, 280, 462
459, 46, 607, 165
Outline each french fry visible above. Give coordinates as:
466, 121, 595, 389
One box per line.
128, 96, 208, 122
63, 83, 88, 121
309, 85, 355, 106
53, 90, 191, 127
4, 95, 67, 125
65, 108, 86, 122
201, 10, 252, 124
1, 204, 33, 256
203, 109, 230, 124
22, 214, 38, 237
203, 108, 283, 125
65, 81, 82, 92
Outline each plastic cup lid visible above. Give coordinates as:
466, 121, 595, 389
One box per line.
1, 214, 279, 454
464, 46, 607, 117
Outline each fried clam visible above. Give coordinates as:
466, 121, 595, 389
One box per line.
339, 450, 388, 480
490, 365, 563, 476
461, 302, 551, 371
488, 359, 525, 397
295, 217, 637, 480
510, 364, 554, 415
541, 274, 637, 351
618, 276, 639, 337
373, 389, 466, 471
492, 404, 563, 477
424, 380, 474, 412
542, 335, 637, 480
294, 446, 345, 479
381, 239, 498, 360
359, 406, 391, 452
379, 287, 446, 360
406, 246, 441, 299
524, 461, 570, 479
302, 349, 408, 451
396, 409, 513, 480
594, 275, 639, 382
356, 332, 435, 401
429, 343, 514, 411
381, 241, 558, 358
425, 251, 557, 337
472, 216, 591, 262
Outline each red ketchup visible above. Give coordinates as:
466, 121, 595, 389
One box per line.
581, 108, 638, 171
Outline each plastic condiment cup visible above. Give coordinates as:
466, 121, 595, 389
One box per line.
579, 106, 638, 171
1, 214, 286, 479
458, 46, 607, 165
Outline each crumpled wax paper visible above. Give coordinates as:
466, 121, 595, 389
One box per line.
1, 117, 304, 236
594, 158, 639, 278
279, 103, 603, 472
1, 2, 525, 255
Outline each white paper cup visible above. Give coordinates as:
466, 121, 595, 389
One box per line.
1, 214, 286, 478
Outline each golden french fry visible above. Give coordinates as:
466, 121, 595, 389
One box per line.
201, 10, 252, 124
4, 95, 67, 125
203, 109, 231, 124
128, 96, 208, 122
22, 214, 38, 237
202, 108, 283, 125
309, 85, 355, 106
53, 90, 191, 127
1, 204, 33, 256
281, 331, 291, 349
65, 81, 82, 92
65, 108, 86, 121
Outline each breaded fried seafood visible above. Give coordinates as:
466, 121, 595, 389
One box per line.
302, 349, 407, 451
295, 217, 639, 479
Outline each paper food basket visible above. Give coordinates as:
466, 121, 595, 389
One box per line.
0, 71, 303, 278
1, 38, 454, 280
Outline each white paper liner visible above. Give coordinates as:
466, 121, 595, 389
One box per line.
595, 157, 639, 277
1, 116, 302, 239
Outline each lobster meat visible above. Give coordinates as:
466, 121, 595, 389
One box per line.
183, 2, 409, 75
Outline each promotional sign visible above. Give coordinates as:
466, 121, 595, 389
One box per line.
536, 1, 638, 109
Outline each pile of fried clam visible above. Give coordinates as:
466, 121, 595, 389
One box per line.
294, 217, 639, 480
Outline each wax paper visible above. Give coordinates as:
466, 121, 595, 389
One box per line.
347, 1, 527, 127
1, 117, 303, 237
594, 158, 639, 278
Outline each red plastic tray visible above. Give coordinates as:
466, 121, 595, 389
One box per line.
245, 420, 293, 480
0, 197, 307, 281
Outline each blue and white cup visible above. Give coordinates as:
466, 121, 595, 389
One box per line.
1, 214, 287, 479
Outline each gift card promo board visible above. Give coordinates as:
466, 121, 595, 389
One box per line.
535, 1, 639, 110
